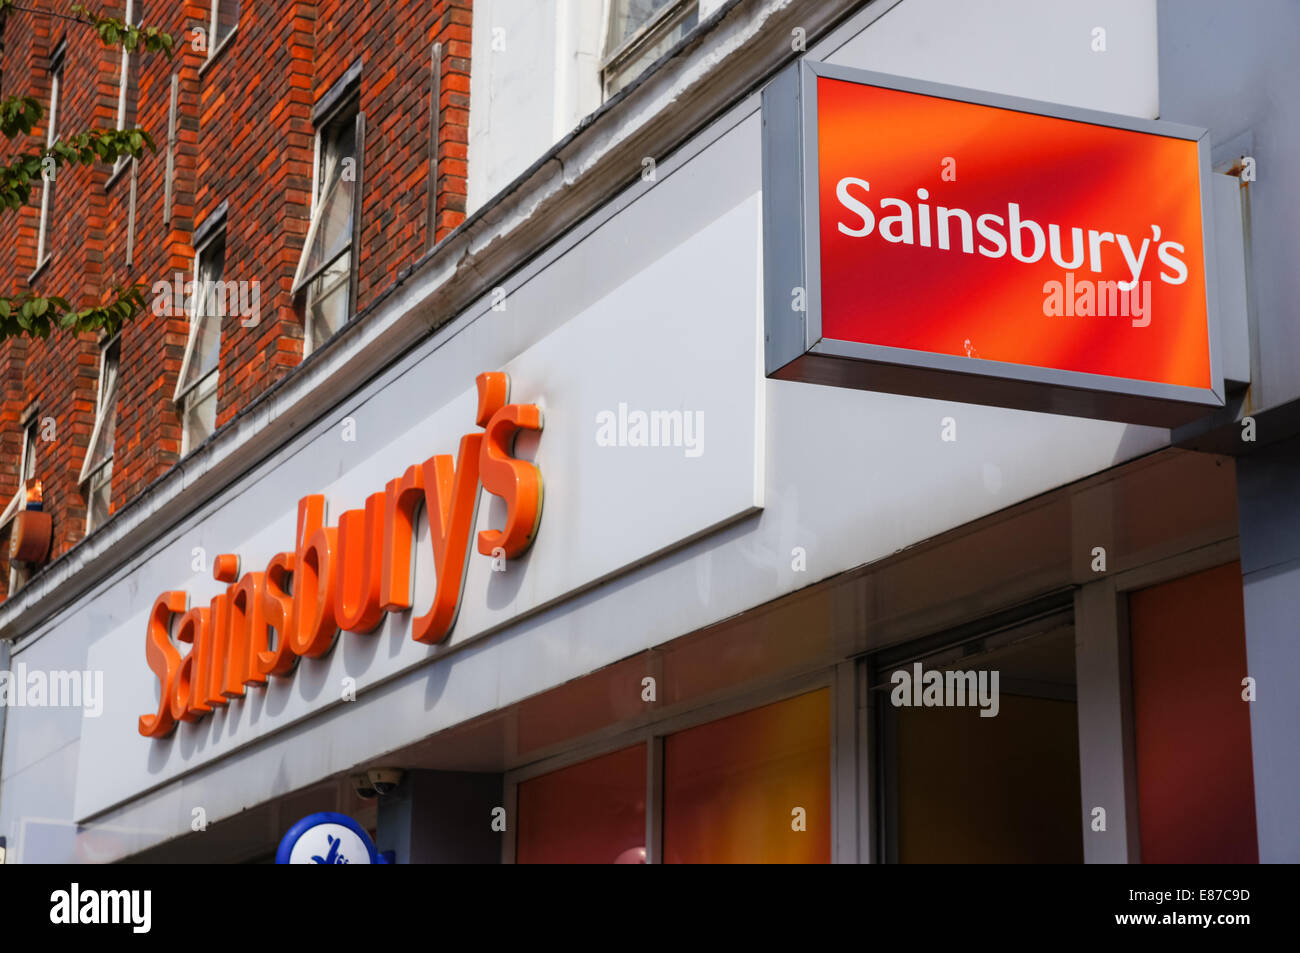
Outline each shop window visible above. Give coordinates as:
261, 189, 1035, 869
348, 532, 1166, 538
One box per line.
208, 0, 240, 58
175, 222, 225, 454
874, 614, 1083, 863
293, 95, 362, 355
1129, 562, 1258, 863
513, 689, 831, 863
516, 743, 647, 863
80, 336, 121, 534
33, 42, 65, 274
662, 688, 830, 863
111, 0, 145, 177
602, 0, 698, 99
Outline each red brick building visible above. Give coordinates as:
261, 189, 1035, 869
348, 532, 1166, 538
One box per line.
0, 0, 470, 598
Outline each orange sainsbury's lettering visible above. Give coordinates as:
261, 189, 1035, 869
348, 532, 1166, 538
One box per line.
478, 401, 543, 558
335, 492, 386, 633
409, 434, 482, 645
258, 550, 299, 678
138, 591, 187, 738
138, 371, 544, 738
170, 606, 210, 722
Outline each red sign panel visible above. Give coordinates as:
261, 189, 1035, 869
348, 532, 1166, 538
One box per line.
762, 62, 1222, 425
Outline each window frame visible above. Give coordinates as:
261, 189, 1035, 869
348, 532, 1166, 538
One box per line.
79, 335, 122, 534
206, 0, 240, 64
109, 0, 145, 180
600, 0, 699, 100
174, 222, 226, 454
5, 419, 41, 592
292, 90, 363, 356
33, 42, 66, 274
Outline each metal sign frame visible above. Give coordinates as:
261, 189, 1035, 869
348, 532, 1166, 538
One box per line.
761, 60, 1224, 427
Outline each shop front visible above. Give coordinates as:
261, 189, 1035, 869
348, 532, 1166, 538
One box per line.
0, 0, 1284, 865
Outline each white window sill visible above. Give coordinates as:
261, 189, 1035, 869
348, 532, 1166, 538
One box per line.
197, 25, 239, 77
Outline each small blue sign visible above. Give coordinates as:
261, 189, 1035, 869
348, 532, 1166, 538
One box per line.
276, 812, 383, 865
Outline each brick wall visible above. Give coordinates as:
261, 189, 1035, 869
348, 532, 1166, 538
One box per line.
0, 0, 471, 600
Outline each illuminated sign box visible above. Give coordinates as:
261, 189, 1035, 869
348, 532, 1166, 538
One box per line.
762, 61, 1224, 426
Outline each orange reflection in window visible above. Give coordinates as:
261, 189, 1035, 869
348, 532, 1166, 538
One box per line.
663, 689, 830, 863
516, 743, 647, 864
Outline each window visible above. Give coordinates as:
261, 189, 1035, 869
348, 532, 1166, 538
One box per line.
662, 689, 830, 863
602, 0, 698, 99
80, 336, 121, 534
1128, 563, 1258, 862
6, 421, 40, 593
872, 614, 1082, 863
34, 43, 65, 272
516, 744, 647, 863
175, 225, 225, 454
512, 689, 831, 863
292, 99, 360, 355
112, 1, 145, 176
209, 0, 240, 56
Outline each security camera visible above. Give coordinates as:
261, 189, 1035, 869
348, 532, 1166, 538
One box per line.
351, 773, 378, 800
367, 768, 404, 796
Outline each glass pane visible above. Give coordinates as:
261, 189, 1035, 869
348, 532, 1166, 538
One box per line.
299, 117, 356, 284
182, 235, 225, 392
663, 689, 830, 863
22, 426, 37, 481
1129, 563, 1257, 862
608, 0, 677, 48
214, 0, 240, 47
87, 460, 113, 533
86, 341, 120, 473
604, 7, 697, 97
183, 377, 218, 452
306, 250, 351, 351
889, 626, 1082, 863
516, 744, 646, 863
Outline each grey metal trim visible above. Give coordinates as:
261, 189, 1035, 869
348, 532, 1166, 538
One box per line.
804, 60, 1208, 140
759, 63, 805, 375
773, 349, 1219, 428
645, 736, 663, 864
762, 58, 1226, 427
831, 660, 857, 863
1074, 580, 1142, 864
